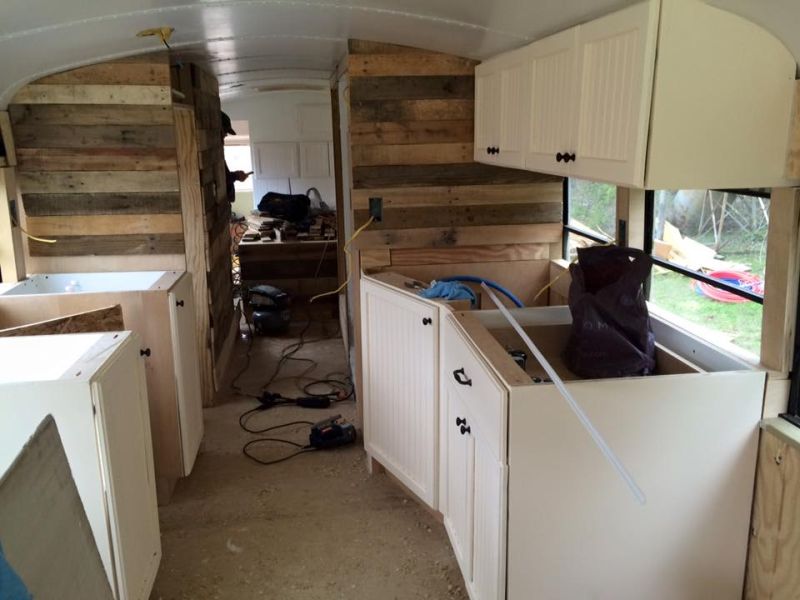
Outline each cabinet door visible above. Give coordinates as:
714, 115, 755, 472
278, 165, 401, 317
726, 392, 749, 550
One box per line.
443, 384, 475, 583
524, 27, 580, 176
361, 280, 438, 507
471, 431, 507, 600
476, 50, 530, 169
168, 274, 204, 476
573, 0, 659, 186
474, 65, 501, 163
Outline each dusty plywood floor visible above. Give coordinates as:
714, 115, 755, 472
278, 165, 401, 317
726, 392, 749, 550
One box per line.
150, 308, 468, 600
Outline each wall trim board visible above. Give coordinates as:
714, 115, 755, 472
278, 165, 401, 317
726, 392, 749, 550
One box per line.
350, 119, 474, 145
351, 183, 563, 209
355, 223, 562, 249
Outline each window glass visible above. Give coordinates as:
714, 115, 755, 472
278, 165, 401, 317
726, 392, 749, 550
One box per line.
567, 179, 616, 239
648, 189, 768, 356
223, 145, 254, 192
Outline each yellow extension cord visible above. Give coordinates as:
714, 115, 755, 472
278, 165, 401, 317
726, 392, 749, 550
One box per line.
310, 216, 375, 303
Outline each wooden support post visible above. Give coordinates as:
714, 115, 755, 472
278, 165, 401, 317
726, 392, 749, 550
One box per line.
0, 168, 26, 282
616, 187, 646, 249
174, 106, 214, 406
0, 112, 16, 167
760, 187, 800, 378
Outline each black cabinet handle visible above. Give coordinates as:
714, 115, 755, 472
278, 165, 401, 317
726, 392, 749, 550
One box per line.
140, 348, 151, 357
453, 368, 472, 386
556, 152, 565, 162
422, 317, 432, 326
486, 146, 492, 154
565, 153, 576, 163
460, 425, 471, 435
495, 146, 500, 154
456, 417, 466, 427
176, 299, 184, 307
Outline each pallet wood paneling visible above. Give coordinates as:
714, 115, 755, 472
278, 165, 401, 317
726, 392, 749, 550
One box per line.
354, 202, 562, 230
352, 142, 473, 167
350, 76, 474, 101
350, 119, 474, 145
390, 244, 550, 266
351, 99, 474, 123
11, 53, 184, 271
348, 54, 477, 77
353, 163, 559, 188
745, 426, 800, 599
351, 183, 563, 209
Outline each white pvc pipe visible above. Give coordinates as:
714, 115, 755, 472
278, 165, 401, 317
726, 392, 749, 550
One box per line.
481, 283, 647, 505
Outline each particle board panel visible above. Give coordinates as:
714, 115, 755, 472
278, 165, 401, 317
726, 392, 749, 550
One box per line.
35, 62, 171, 86
9, 104, 174, 126
348, 53, 477, 77
354, 201, 562, 230
352, 142, 473, 167
18, 170, 180, 194
356, 223, 562, 250
0, 417, 114, 600
0, 305, 123, 336
351, 99, 474, 123
350, 119, 474, 145
28, 234, 184, 257
12, 85, 171, 106
351, 182, 563, 209
13, 125, 176, 149
352, 163, 561, 188
25, 214, 183, 237
390, 244, 550, 266
21, 192, 181, 216
16, 147, 177, 172
349, 76, 474, 101
745, 428, 800, 599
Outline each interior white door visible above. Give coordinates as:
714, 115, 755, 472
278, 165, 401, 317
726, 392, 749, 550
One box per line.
168, 274, 204, 476
93, 340, 160, 600
471, 429, 507, 600
524, 27, 580, 176
361, 280, 438, 507
443, 384, 475, 584
573, 0, 660, 186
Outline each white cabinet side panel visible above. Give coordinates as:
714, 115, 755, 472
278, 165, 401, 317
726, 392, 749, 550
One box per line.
169, 273, 204, 475
361, 280, 438, 506
507, 371, 764, 600
94, 341, 161, 600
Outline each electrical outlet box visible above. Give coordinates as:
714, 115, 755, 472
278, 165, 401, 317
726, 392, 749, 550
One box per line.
369, 197, 383, 222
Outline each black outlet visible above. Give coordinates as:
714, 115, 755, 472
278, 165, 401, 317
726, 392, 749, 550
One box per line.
369, 196, 383, 222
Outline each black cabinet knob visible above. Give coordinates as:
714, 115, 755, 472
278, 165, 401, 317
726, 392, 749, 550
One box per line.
140, 348, 151, 357
422, 317, 432, 326
453, 368, 473, 386
486, 146, 492, 154
460, 425, 471, 435
556, 152, 565, 162
176, 299, 184, 307
456, 417, 466, 427
566, 153, 576, 163
495, 146, 500, 154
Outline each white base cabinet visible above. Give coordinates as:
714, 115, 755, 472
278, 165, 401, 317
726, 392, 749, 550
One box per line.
361, 274, 440, 508
0, 332, 161, 600
442, 307, 765, 600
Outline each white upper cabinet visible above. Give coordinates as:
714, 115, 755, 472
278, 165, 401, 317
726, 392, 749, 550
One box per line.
474, 48, 530, 169
476, 0, 799, 189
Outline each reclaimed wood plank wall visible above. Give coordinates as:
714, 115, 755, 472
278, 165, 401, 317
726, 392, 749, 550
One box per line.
9, 53, 184, 272
171, 63, 235, 360
347, 39, 564, 304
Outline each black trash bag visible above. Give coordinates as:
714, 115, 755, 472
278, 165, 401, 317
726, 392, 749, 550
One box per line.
564, 245, 656, 378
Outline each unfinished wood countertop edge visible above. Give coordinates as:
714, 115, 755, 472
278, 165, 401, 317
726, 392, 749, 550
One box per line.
362, 271, 465, 311
760, 417, 800, 451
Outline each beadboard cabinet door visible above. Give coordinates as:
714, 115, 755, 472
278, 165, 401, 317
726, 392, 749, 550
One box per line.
474, 48, 530, 169
573, 0, 659, 186
361, 278, 438, 507
523, 27, 579, 176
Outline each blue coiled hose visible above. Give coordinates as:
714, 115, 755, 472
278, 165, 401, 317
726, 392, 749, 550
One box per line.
436, 276, 524, 308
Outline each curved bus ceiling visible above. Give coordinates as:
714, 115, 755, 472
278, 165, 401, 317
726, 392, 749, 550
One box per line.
0, 0, 796, 105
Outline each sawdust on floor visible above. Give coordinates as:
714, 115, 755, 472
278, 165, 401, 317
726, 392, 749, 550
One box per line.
150, 309, 468, 600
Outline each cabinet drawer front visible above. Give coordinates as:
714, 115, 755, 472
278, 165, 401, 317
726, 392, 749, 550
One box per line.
443, 317, 507, 461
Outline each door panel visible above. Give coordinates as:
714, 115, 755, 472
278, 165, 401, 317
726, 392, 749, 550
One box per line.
524, 27, 579, 176
444, 384, 475, 583
574, 0, 659, 186
168, 274, 204, 476
474, 66, 500, 164
361, 280, 438, 507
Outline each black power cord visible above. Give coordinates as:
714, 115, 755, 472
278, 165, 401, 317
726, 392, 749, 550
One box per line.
241, 420, 316, 465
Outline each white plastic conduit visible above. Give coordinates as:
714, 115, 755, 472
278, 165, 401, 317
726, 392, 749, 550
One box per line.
480, 283, 647, 505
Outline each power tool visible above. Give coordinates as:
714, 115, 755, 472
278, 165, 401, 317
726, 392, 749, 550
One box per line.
309, 415, 357, 449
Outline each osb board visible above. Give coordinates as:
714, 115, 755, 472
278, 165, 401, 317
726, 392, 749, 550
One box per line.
745, 428, 800, 599
0, 417, 114, 599
0, 304, 123, 335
